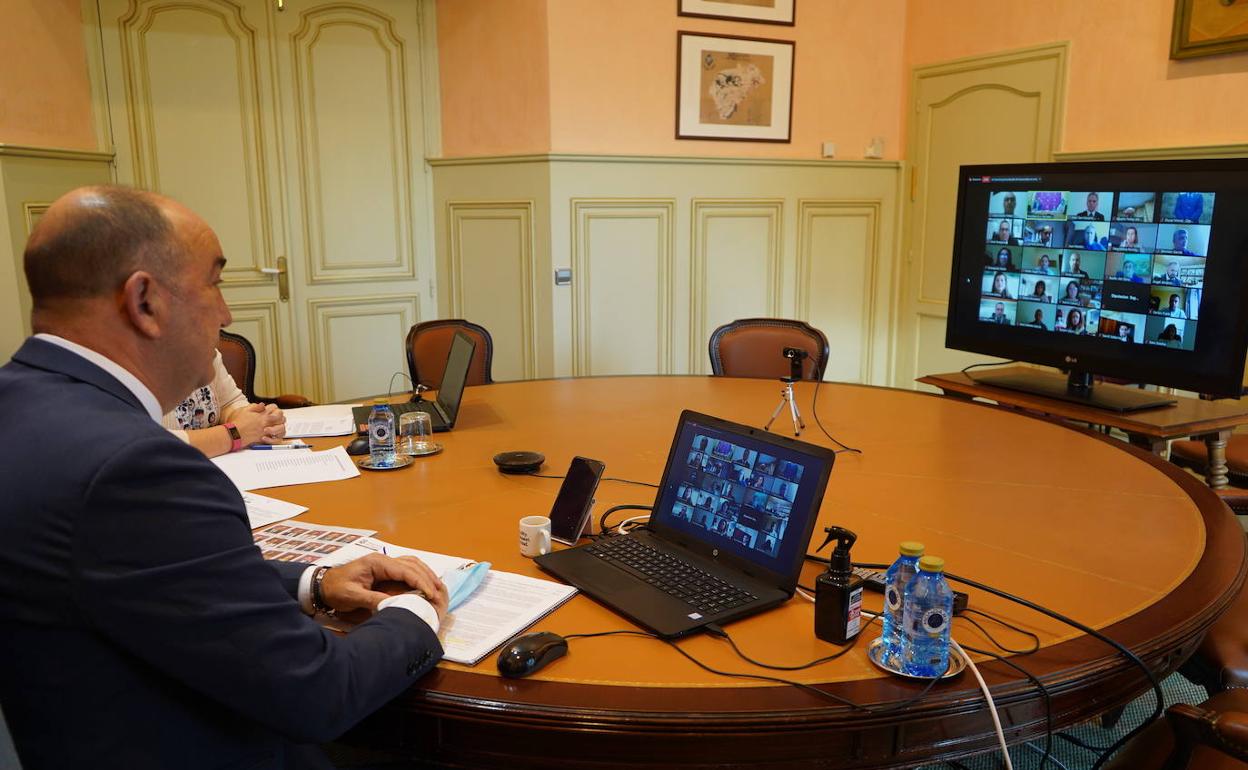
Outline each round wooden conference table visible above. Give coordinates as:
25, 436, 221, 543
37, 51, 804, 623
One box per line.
271, 376, 1245, 769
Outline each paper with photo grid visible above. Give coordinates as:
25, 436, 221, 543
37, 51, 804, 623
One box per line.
314, 537, 578, 666
251, 522, 377, 565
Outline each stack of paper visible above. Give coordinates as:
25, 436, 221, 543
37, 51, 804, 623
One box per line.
317, 537, 578, 665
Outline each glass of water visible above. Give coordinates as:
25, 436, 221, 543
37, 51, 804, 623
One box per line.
399, 411, 433, 455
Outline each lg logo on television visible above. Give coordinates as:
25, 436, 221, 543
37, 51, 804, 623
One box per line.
1065, 355, 1078, 364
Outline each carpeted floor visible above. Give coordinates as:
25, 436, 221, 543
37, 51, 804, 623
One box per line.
918, 671, 1209, 769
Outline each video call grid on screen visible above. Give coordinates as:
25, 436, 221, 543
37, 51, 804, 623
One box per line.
667, 432, 805, 561
979, 188, 1211, 351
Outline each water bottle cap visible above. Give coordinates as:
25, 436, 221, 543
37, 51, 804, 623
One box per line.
373, 398, 388, 406
918, 555, 945, 572
899, 541, 925, 557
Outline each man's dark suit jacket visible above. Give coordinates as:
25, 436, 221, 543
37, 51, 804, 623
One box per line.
0, 338, 442, 769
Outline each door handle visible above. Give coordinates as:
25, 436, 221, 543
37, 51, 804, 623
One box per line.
259, 257, 289, 302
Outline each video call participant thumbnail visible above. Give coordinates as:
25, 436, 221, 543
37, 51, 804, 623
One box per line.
1026, 191, 1068, 219
1160, 192, 1215, 225
1144, 315, 1197, 350
1108, 223, 1157, 252
986, 246, 1020, 271
1059, 307, 1097, 335
979, 298, 1016, 325
1114, 192, 1155, 222
1020, 248, 1058, 275
1023, 220, 1064, 248
1061, 250, 1106, 280
1069, 191, 1112, 221
1154, 223, 1211, 257
1018, 274, 1054, 303
988, 190, 1019, 217
1068, 221, 1110, 251
1148, 287, 1195, 320
1150, 254, 1205, 288
1017, 300, 1056, 330
1097, 310, 1147, 343
1100, 279, 1151, 315
1105, 253, 1147, 284
981, 269, 1019, 299
987, 218, 1021, 244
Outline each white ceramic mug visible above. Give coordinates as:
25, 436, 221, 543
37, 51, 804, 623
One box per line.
519, 515, 551, 558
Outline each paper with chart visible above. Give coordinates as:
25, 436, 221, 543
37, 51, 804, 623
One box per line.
212, 445, 359, 491
317, 537, 578, 665
282, 404, 360, 438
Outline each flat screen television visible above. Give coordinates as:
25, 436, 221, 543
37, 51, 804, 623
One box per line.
945, 158, 1248, 411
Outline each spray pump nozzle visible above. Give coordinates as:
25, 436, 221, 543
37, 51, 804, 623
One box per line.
816, 526, 857, 577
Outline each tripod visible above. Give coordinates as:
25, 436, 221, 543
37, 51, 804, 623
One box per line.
765, 376, 805, 436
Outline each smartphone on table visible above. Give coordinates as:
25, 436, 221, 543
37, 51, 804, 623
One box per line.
549, 457, 606, 545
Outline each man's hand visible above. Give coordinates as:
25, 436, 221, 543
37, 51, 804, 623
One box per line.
320, 553, 448, 621
232, 403, 286, 446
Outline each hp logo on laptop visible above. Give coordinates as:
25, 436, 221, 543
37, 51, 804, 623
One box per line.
712, 548, 719, 558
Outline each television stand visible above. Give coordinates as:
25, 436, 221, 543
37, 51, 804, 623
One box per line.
917, 366, 1248, 489
973, 369, 1176, 413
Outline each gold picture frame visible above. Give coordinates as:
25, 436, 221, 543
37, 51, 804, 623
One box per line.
676, 32, 795, 143
1171, 0, 1248, 59
678, 0, 795, 26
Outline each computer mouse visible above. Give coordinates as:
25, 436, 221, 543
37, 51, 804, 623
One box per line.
345, 436, 370, 456
496, 631, 568, 678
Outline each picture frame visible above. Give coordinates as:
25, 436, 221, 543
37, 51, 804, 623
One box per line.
1171, 0, 1248, 59
676, 32, 794, 143
678, 0, 795, 26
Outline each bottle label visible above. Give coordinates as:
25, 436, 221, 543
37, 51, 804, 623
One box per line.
371, 422, 392, 443
846, 586, 863, 638
885, 584, 903, 612
920, 606, 948, 637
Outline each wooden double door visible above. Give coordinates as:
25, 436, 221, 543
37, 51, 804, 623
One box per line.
98, 0, 438, 402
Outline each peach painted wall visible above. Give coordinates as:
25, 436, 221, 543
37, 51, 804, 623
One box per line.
437, 0, 908, 159
904, 0, 1248, 153
0, 0, 96, 149
437, 0, 552, 156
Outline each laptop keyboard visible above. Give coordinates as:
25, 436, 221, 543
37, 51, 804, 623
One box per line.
584, 537, 756, 617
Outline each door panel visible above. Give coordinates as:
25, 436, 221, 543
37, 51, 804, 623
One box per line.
100, 0, 297, 391
896, 45, 1067, 389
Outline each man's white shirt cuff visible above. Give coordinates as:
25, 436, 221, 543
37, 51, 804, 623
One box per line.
377, 593, 441, 633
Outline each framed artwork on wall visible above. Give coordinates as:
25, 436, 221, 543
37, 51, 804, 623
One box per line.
676, 32, 794, 143
678, 0, 796, 26
1171, 0, 1248, 59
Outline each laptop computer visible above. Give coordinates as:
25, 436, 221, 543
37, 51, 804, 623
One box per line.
352, 331, 476, 433
536, 410, 836, 638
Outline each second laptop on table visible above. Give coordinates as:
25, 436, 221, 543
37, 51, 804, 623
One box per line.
352, 331, 476, 433
537, 410, 836, 638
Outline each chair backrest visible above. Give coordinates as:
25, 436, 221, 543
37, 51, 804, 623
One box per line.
708, 318, 830, 380
218, 330, 259, 402
406, 319, 494, 390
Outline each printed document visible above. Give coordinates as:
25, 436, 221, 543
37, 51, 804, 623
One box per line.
212, 445, 359, 491
312, 537, 577, 665
241, 492, 308, 530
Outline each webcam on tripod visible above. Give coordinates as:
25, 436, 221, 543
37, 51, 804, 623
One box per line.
765, 347, 809, 436
782, 347, 808, 382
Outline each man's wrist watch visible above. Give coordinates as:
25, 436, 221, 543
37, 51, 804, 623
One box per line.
224, 422, 244, 452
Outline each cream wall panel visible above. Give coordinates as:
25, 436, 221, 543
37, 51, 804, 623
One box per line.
308, 295, 418, 402
447, 201, 536, 381
290, 6, 415, 284
432, 155, 902, 384
797, 201, 881, 383
571, 200, 674, 376
225, 301, 283, 398
690, 200, 783, 374
114, 1, 273, 285
0, 152, 114, 359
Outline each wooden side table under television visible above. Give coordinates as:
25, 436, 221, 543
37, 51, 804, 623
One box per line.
917, 365, 1248, 489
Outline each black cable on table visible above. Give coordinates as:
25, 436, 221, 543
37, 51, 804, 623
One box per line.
810, 378, 862, 455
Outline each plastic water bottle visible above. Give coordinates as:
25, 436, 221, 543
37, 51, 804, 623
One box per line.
367, 398, 396, 467
880, 541, 924, 667
900, 555, 954, 678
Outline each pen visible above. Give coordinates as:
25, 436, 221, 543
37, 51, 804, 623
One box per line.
249, 443, 311, 450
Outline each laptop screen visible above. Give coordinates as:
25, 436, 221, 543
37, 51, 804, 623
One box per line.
649, 412, 835, 584
435, 332, 475, 422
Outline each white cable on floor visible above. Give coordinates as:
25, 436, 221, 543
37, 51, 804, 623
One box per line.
950, 637, 1013, 770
